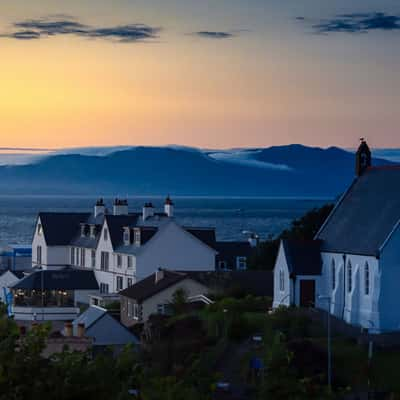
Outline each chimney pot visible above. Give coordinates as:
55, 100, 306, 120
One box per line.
64, 322, 73, 337
155, 268, 164, 284
77, 323, 85, 338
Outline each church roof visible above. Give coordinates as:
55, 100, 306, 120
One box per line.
316, 166, 400, 256
282, 239, 322, 276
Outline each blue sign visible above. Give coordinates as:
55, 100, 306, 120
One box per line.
3, 288, 13, 317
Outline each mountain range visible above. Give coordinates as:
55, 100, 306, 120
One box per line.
0, 145, 394, 197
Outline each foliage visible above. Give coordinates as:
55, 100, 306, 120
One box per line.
169, 288, 188, 315
249, 203, 334, 270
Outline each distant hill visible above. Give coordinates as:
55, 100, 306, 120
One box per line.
0, 145, 393, 197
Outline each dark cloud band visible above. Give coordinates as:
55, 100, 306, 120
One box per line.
299, 12, 400, 34
1, 16, 160, 43
194, 31, 234, 39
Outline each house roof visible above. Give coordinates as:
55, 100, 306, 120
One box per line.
316, 167, 400, 256
119, 270, 190, 302
281, 239, 322, 276
119, 269, 274, 302
104, 214, 140, 248
0, 269, 25, 280
11, 268, 99, 290
38, 212, 90, 246
185, 228, 216, 249
72, 305, 139, 346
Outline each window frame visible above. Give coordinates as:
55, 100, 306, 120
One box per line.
331, 259, 336, 291
236, 256, 247, 270
116, 276, 123, 291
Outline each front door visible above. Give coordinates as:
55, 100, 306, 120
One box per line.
300, 280, 315, 307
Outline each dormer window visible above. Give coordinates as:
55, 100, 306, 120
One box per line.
89, 225, 96, 238
123, 227, 131, 245
134, 228, 141, 246
80, 224, 86, 237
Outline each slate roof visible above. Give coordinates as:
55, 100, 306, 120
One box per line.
215, 241, 254, 269
11, 268, 99, 290
185, 228, 217, 249
316, 167, 400, 256
282, 239, 322, 276
120, 269, 274, 301
104, 214, 140, 248
72, 305, 139, 346
38, 212, 90, 246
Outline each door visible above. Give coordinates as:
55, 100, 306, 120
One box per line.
300, 280, 315, 307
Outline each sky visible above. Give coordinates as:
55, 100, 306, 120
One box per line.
0, 0, 400, 149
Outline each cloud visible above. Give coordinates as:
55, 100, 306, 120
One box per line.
301, 12, 400, 34
1, 16, 160, 43
194, 31, 234, 39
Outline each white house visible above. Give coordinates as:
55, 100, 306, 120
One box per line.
32, 197, 218, 296
273, 140, 400, 333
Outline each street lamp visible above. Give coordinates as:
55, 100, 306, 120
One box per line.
318, 295, 332, 391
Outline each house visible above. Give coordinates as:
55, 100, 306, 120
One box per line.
215, 241, 254, 270
273, 139, 400, 333
0, 244, 32, 272
0, 269, 25, 303
31, 197, 218, 296
120, 268, 274, 327
71, 305, 139, 352
10, 268, 99, 321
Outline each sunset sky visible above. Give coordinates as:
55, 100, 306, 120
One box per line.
1, 0, 400, 149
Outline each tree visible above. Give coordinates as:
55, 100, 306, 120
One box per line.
170, 288, 188, 315
249, 203, 334, 270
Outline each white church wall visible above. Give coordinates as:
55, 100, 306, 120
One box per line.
272, 242, 292, 308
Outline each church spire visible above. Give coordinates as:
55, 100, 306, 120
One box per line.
355, 138, 371, 177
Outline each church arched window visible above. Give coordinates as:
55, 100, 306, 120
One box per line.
365, 262, 370, 295
347, 260, 352, 293
331, 259, 336, 291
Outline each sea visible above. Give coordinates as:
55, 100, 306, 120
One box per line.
0, 196, 330, 245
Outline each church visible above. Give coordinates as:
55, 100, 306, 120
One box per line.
273, 140, 400, 333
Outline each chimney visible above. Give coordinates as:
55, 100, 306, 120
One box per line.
77, 323, 85, 338
164, 196, 174, 217
248, 233, 259, 248
64, 322, 73, 337
155, 268, 164, 284
123, 227, 131, 245
142, 202, 155, 220
113, 198, 129, 215
355, 138, 371, 177
89, 225, 96, 238
94, 198, 105, 217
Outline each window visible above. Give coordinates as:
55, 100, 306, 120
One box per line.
116, 276, 123, 291
134, 229, 141, 245
37, 223, 43, 235
117, 254, 122, 268
123, 229, 130, 244
100, 252, 109, 271
218, 261, 228, 270
237, 257, 247, 270
347, 261, 352, 293
80, 248, 85, 267
70, 248, 75, 265
127, 256, 133, 269
128, 301, 139, 320
127, 278, 133, 287
157, 304, 165, 314
279, 270, 285, 292
104, 228, 108, 241
331, 259, 336, 291
37, 246, 42, 265
365, 262, 370, 295
76, 248, 80, 265
91, 250, 96, 268
100, 283, 109, 294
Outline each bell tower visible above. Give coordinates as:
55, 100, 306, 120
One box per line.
355, 138, 371, 177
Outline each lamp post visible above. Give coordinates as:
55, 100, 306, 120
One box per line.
318, 295, 332, 391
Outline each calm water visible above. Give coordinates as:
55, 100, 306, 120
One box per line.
0, 196, 329, 245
